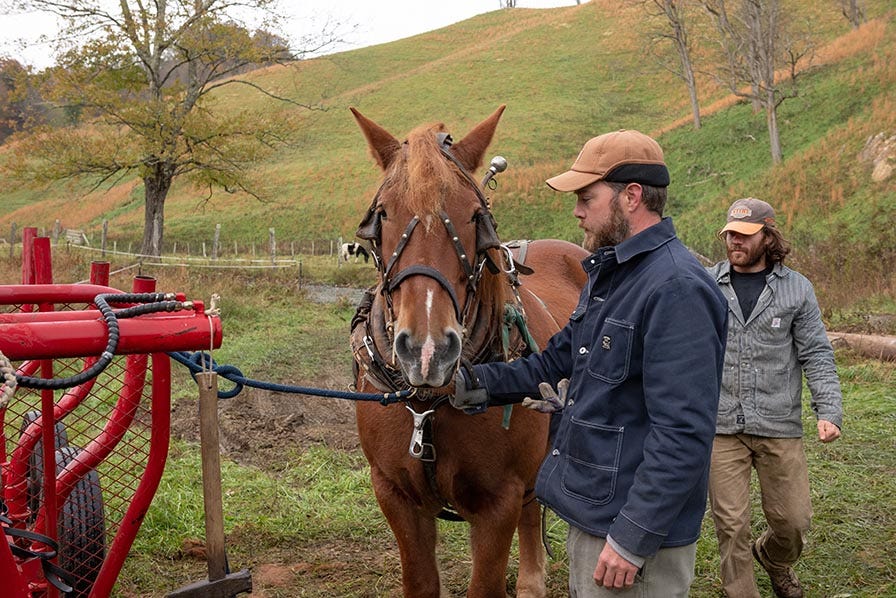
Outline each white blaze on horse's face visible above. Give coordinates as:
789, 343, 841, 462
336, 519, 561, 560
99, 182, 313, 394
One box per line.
417, 289, 437, 379
389, 199, 474, 387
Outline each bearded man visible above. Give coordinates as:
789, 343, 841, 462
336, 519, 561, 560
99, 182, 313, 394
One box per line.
707, 198, 843, 598
450, 129, 729, 596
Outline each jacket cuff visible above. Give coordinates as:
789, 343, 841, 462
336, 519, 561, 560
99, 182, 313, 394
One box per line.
608, 512, 665, 557
606, 534, 645, 569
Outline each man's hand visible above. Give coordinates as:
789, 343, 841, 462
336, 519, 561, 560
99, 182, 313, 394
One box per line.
449, 368, 489, 413
593, 542, 638, 589
818, 419, 841, 443
521, 378, 569, 414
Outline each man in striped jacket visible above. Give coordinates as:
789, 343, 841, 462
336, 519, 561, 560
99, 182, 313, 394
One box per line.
707, 198, 843, 598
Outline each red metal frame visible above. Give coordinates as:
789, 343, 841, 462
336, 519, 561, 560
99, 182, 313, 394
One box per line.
1, 230, 222, 597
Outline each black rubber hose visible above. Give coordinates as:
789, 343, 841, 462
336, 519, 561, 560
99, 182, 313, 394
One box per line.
15, 293, 183, 390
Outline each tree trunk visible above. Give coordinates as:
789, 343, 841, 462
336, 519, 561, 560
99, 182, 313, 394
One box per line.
766, 100, 782, 164
676, 37, 701, 129
141, 164, 174, 257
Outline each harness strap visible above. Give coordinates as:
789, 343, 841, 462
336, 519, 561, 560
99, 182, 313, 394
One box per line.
387, 265, 462, 322
439, 210, 477, 283
383, 217, 420, 280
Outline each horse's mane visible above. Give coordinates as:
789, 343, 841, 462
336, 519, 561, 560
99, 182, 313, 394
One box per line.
389, 123, 511, 325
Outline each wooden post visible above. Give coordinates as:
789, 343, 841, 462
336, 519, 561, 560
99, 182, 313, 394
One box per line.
196, 372, 227, 581
101, 220, 108, 257
52, 219, 61, 243
165, 371, 252, 598
8, 223, 15, 260
269, 228, 276, 265
213, 224, 221, 260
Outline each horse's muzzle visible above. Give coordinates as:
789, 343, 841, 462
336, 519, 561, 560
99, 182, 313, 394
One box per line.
393, 327, 462, 387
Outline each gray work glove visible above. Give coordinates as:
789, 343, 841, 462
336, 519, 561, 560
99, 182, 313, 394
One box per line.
449, 368, 489, 414
521, 378, 569, 413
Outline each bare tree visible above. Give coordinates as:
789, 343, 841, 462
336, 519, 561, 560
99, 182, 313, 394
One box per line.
838, 0, 865, 29
1, 0, 340, 257
701, 0, 812, 163
643, 0, 703, 129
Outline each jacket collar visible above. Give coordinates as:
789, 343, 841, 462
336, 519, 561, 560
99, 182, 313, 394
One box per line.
715, 260, 787, 284
613, 216, 678, 264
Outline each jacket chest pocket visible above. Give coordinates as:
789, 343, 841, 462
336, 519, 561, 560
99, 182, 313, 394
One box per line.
587, 318, 634, 384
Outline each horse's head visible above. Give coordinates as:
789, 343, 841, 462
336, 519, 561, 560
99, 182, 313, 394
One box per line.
351, 106, 507, 388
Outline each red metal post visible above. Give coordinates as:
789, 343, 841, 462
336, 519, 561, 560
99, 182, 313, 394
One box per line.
90, 352, 171, 598
90, 262, 110, 287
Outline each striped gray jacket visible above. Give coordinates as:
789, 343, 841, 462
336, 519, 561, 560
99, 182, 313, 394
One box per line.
707, 261, 843, 437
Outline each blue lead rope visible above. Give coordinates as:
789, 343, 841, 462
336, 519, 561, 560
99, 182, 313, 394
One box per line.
167, 351, 414, 404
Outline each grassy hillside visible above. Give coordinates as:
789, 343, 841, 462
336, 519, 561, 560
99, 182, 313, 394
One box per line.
1, 0, 894, 315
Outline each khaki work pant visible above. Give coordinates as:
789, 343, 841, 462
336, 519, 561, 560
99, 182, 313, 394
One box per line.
566, 526, 697, 597
708, 434, 813, 598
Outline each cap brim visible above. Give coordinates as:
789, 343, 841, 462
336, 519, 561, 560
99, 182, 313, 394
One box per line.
719, 221, 765, 237
545, 169, 602, 192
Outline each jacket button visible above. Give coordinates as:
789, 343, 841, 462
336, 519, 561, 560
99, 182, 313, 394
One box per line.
552, 449, 560, 456
579, 347, 589, 354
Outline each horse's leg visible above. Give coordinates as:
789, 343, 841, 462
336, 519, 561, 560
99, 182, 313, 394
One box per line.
370, 467, 442, 598
467, 500, 519, 598
514, 499, 547, 598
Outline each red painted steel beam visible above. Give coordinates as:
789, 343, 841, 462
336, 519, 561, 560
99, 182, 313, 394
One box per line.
0, 312, 222, 360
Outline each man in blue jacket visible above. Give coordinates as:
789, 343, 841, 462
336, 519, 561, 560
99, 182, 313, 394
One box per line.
450, 129, 728, 596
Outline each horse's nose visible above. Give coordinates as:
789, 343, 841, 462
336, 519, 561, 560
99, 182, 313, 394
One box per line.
394, 327, 462, 387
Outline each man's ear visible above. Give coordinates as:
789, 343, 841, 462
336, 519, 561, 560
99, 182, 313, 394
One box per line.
624, 183, 643, 212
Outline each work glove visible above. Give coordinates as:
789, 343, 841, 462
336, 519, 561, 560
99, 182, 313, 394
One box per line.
449, 367, 489, 414
521, 378, 569, 414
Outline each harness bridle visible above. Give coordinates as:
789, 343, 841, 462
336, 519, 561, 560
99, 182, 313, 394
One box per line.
350, 135, 539, 518
356, 132, 503, 349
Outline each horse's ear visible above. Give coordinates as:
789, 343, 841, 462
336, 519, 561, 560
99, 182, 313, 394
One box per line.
350, 107, 402, 171
451, 105, 506, 173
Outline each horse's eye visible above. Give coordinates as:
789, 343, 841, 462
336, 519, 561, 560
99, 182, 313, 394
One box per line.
379, 209, 388, 220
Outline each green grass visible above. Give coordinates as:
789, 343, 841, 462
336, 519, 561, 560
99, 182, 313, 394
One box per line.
1, 2, 894, 311
91, 261, 891, 597
114, 343, 895, 597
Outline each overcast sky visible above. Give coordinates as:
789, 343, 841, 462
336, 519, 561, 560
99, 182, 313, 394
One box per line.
1, 1, 577, 70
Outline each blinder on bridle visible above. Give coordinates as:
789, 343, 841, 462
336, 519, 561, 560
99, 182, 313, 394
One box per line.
355, 132, 505, 324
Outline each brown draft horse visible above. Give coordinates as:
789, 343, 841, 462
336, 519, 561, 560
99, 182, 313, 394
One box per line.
349, 105, 588, 598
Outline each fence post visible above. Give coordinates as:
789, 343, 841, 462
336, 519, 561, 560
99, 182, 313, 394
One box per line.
52, 219, 61, 243
213, 224, 221, 260
101, 220, 108, 257
269, 228, 276, 265
8, 222, 15, 260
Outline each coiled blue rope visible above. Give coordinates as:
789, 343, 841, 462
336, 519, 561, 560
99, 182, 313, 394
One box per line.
167, 351, 414, 405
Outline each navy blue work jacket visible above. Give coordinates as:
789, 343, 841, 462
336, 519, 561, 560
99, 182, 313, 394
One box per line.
473, 217, 728, 558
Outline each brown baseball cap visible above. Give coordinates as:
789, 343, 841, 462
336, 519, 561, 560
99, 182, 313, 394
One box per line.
719, 198, 776, 236
545, 129, 670, 192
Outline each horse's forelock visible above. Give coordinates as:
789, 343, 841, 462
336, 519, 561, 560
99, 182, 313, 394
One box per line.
390, 124, 465, 225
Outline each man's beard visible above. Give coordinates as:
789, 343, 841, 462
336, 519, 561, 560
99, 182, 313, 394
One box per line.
726, 238, 766, 269
583, 193, 630, 252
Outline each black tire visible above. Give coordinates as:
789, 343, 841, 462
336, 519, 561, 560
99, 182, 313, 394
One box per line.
20, 410, 69, 522
54, 446, 106, 598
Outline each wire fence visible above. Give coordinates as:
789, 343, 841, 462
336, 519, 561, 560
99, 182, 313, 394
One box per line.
4, 220, 348, 264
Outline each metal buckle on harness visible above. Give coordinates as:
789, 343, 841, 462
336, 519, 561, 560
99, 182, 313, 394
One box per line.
406, 405, 437, 462
362, 335, 376, 361
499, 244, 518, 276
